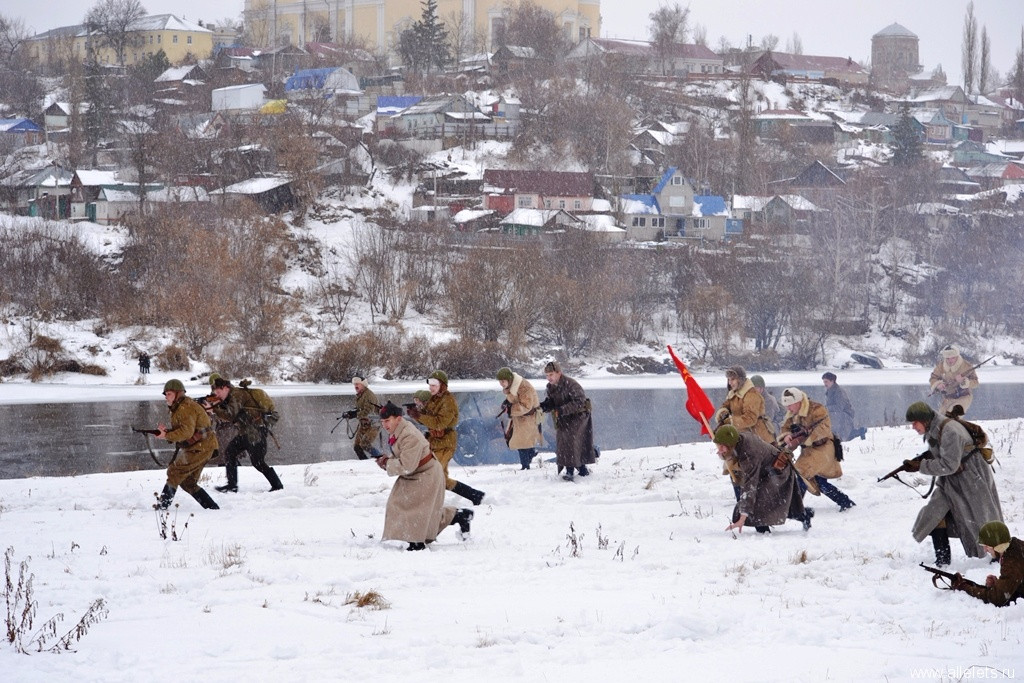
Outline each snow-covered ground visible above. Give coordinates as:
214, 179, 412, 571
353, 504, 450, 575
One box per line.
1, 415, 1021, 681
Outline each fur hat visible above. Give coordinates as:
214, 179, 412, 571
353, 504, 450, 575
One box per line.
496, 367, 514, 383
779, 387, 805, 407
725, 366, 747, 383
978, 521, 1011, 552
428, 370, 448, 385
905, 401, 935, 423
940, 344, 960, 359
544, 360, 561, 374
750, 375, 766, 388
379, 401, 403, 419
351, 376, 366, 386
821, 372, 837, 382
163, 379, 185, 394
713, 425, 740, 446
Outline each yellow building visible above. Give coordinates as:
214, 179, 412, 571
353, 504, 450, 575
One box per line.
26, 14, 214, 71
244, 0, 600, 55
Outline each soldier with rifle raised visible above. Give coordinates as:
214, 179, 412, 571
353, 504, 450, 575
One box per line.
920, 521, 1024, 607
900, 401, 1003, 567
929, 345, 983, 416
151, 379, 219, 510
211, 377, 284, 493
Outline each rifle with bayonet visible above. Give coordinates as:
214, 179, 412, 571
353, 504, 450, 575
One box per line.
928, 354, 996, 397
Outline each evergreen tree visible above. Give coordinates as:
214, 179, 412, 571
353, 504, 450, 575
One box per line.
398, 0, 450, 74
891, 104, 922, 167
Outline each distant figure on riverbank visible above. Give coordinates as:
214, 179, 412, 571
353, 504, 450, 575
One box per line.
821, 372, 866, 441
929, 345, 979, 416
138, 352, 150, 374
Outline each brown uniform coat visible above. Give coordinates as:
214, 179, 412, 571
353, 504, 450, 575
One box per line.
381, 417, 456, 543
163, 395, 217, 494
503, 372, 543, 450
780, 397, 842, 483
414, 389, 459, 489
354, 387, 382, 452
961, 538, 1024, 606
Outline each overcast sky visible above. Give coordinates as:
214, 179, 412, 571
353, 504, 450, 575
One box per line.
6, 0, 1022, 88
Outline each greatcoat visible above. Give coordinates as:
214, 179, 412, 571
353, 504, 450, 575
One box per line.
730, 433, 806, 528
911, 416, 1003, 558
502, 372, 543, 450
381, 417, 456, 544
545, 374, 595, 470
824, 382, 856, 442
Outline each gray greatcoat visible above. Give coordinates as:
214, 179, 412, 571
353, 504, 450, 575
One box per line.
824, 382, 856, 441
503, 372, 543, 450
545, 374, 595, 469
911, 416, 1003, 558
382, 417, 456, 544
731, 433, 805, 528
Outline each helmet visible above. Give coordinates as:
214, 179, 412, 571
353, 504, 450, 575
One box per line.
713, 425, 740, 446
429, 370, 449, 385
750, 375, 766, 388
905, 401, 935, 423
414, 389, 432, 403
978, 521, 1010, 549
163, 379, 185, 394
496, 367, 514, 383
208, 372, 221, 386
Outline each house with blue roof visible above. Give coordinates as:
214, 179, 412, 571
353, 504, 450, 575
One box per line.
671, 194, 743, 241
619, 167, 704, 241
0, 118, 44, 148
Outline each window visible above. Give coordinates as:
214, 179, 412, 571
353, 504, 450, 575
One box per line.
558, 200, 565, 209
632, 217, 646, 227
574, 200, 581, 210
518, 196, 532, 208
173, 35, 178, 44
672, 176, 682, 185
544, 199, 551, 208
187, 35, 192, 44
149, 35, 153, 44
652, 217, 665, 228
157, 35, 161, 43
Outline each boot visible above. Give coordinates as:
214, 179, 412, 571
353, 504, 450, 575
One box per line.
577, 464, 590, 477
563, 466, 575, 481
407, 542, 426, 551
451, 480, 485, 506
265, 467, 284, 492
216, 461, 238, 493
451, 508, 474, 538
353, 444, 368, 460
190, 488, 220, 510
802, 508, 814, 531
819, 479, 855, 511
154, 484, 176, 510
519, 450, 533, 470
931, 527, 951, 567
755, 526, 771, 534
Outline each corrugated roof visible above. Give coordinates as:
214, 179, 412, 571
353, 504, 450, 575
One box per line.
483, 169, 593, 197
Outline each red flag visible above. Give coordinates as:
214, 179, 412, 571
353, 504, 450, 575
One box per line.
667, 345, 716, 437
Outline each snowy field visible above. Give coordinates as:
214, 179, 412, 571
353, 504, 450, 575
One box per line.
1, 418, 1022, 682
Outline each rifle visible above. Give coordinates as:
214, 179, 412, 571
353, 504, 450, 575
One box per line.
131, 427, 177, 467
920, 562, 959, 590
928, 354, 996, 397
775, 417, 828, 452
877, 453, 934, 498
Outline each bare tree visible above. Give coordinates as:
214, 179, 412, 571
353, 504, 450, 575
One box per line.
760, 34, 779, 51
0, 14, 42, 116
786, 32, 803, 55
496, 0, 570, 61
961, 0, 978, 93
648, 3, 689, 76
1013, 29, 1024, 106
85, 0, 147, 67
978, 26, 990, 94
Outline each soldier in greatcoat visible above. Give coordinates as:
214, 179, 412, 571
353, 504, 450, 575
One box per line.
376, 402, 473, 551
750, 375, 779, 436
779, 387, 855, 512
821, 372, 865, 441
903, 401, 1003, 566
539, 361, 596, 481
497, 367, 543, 470
715, 426, 811, 534
154, 379, 219, 510
929, 344, 980, 416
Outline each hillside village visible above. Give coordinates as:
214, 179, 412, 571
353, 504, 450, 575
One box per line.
2, 1, 1024, 382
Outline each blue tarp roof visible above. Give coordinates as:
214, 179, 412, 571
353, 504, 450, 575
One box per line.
285, 67, 338, 91
376, 95, 423, 111
651, 166, 678, 195
0, 118, 42, 133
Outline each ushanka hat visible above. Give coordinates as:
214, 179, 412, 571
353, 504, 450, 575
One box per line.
940, 344, 960, 359
779, 387, 805, 407
379, 402, 403, 419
